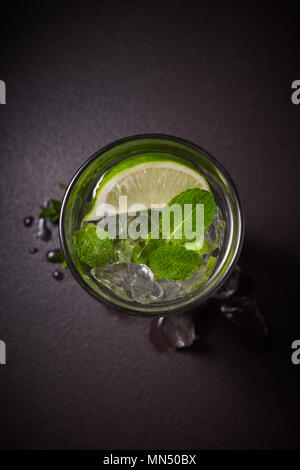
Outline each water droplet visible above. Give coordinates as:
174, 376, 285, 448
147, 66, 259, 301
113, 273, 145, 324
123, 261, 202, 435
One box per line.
52, 269, 63, 280
36, 200, 52, 241
23, 216, 34, 227
29, 247, 38, 254
36, 219, 52, 241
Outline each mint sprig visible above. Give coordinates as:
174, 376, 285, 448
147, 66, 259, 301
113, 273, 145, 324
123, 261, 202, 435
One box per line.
129, 189, 218, 279
47, 251, 65, 263
74, 188, 220, 282
72, 224, 116, 267
149, 244, 204, 280
132, 238, 162, 265
160, 188, 216, 242
39, 199, 62, 224
46, 250, 68, 269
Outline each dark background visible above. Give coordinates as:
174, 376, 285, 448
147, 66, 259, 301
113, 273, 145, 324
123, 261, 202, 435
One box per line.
0, 0, 300, 450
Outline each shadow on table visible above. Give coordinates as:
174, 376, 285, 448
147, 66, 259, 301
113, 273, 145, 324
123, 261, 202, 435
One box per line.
150, 236, 300, 354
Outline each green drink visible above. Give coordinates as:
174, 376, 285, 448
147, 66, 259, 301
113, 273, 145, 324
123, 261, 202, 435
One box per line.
60, 135, 243, 315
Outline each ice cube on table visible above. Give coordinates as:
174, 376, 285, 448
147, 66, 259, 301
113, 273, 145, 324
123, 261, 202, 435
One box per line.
220, 289, 269, 337
212, 266, 269, 338
157, 312, 197, 348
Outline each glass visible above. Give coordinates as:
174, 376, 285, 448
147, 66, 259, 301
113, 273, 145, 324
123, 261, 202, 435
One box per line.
59, 134, 244, 316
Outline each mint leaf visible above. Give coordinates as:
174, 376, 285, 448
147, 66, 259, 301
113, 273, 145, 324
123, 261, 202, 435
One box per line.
46, 249, 68, 269
47, 251, 65, 263
149, 244, 204, 280
39, 199, 62, 224
39, 205, 57, 221
204, 256, 216, 277
131, 240, 147, 264
61, 259, 68, 269
161, 188, 216, 242
51, 199, 62, 213
185, 238, 217, 254
138, 189, 216, 264
59, 183, 68, 190
132, 238, 164, 265
72, 223, 116, 267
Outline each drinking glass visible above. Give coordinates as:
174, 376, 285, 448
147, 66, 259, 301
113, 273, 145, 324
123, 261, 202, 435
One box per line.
59, 134, 244, 318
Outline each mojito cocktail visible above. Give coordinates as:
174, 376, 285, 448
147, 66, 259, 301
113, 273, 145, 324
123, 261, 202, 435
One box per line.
60, 135, 243, 315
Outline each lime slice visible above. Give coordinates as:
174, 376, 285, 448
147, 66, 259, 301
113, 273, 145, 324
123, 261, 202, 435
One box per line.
84, 153, 210, 220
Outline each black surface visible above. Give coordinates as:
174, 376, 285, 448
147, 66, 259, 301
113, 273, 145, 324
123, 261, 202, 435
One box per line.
0, 0, 300, 450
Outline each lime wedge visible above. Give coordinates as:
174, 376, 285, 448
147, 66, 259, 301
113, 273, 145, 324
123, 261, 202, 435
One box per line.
84, 153, 210, 220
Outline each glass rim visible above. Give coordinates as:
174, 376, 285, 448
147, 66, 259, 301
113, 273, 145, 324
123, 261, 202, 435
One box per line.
59, 133, 245, 316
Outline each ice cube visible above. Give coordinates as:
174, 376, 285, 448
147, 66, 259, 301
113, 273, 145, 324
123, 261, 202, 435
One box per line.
180, 266, 207, 296
205, 207, 226, 247
157, 278, 182, 300
91, 262, 133, 300
220, 289, 269, 337
156, 313, 197, 348
212, 272, 269, 338
130, 264, 164, 303
114, 239, 134, 261
91, 262, 164, 304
